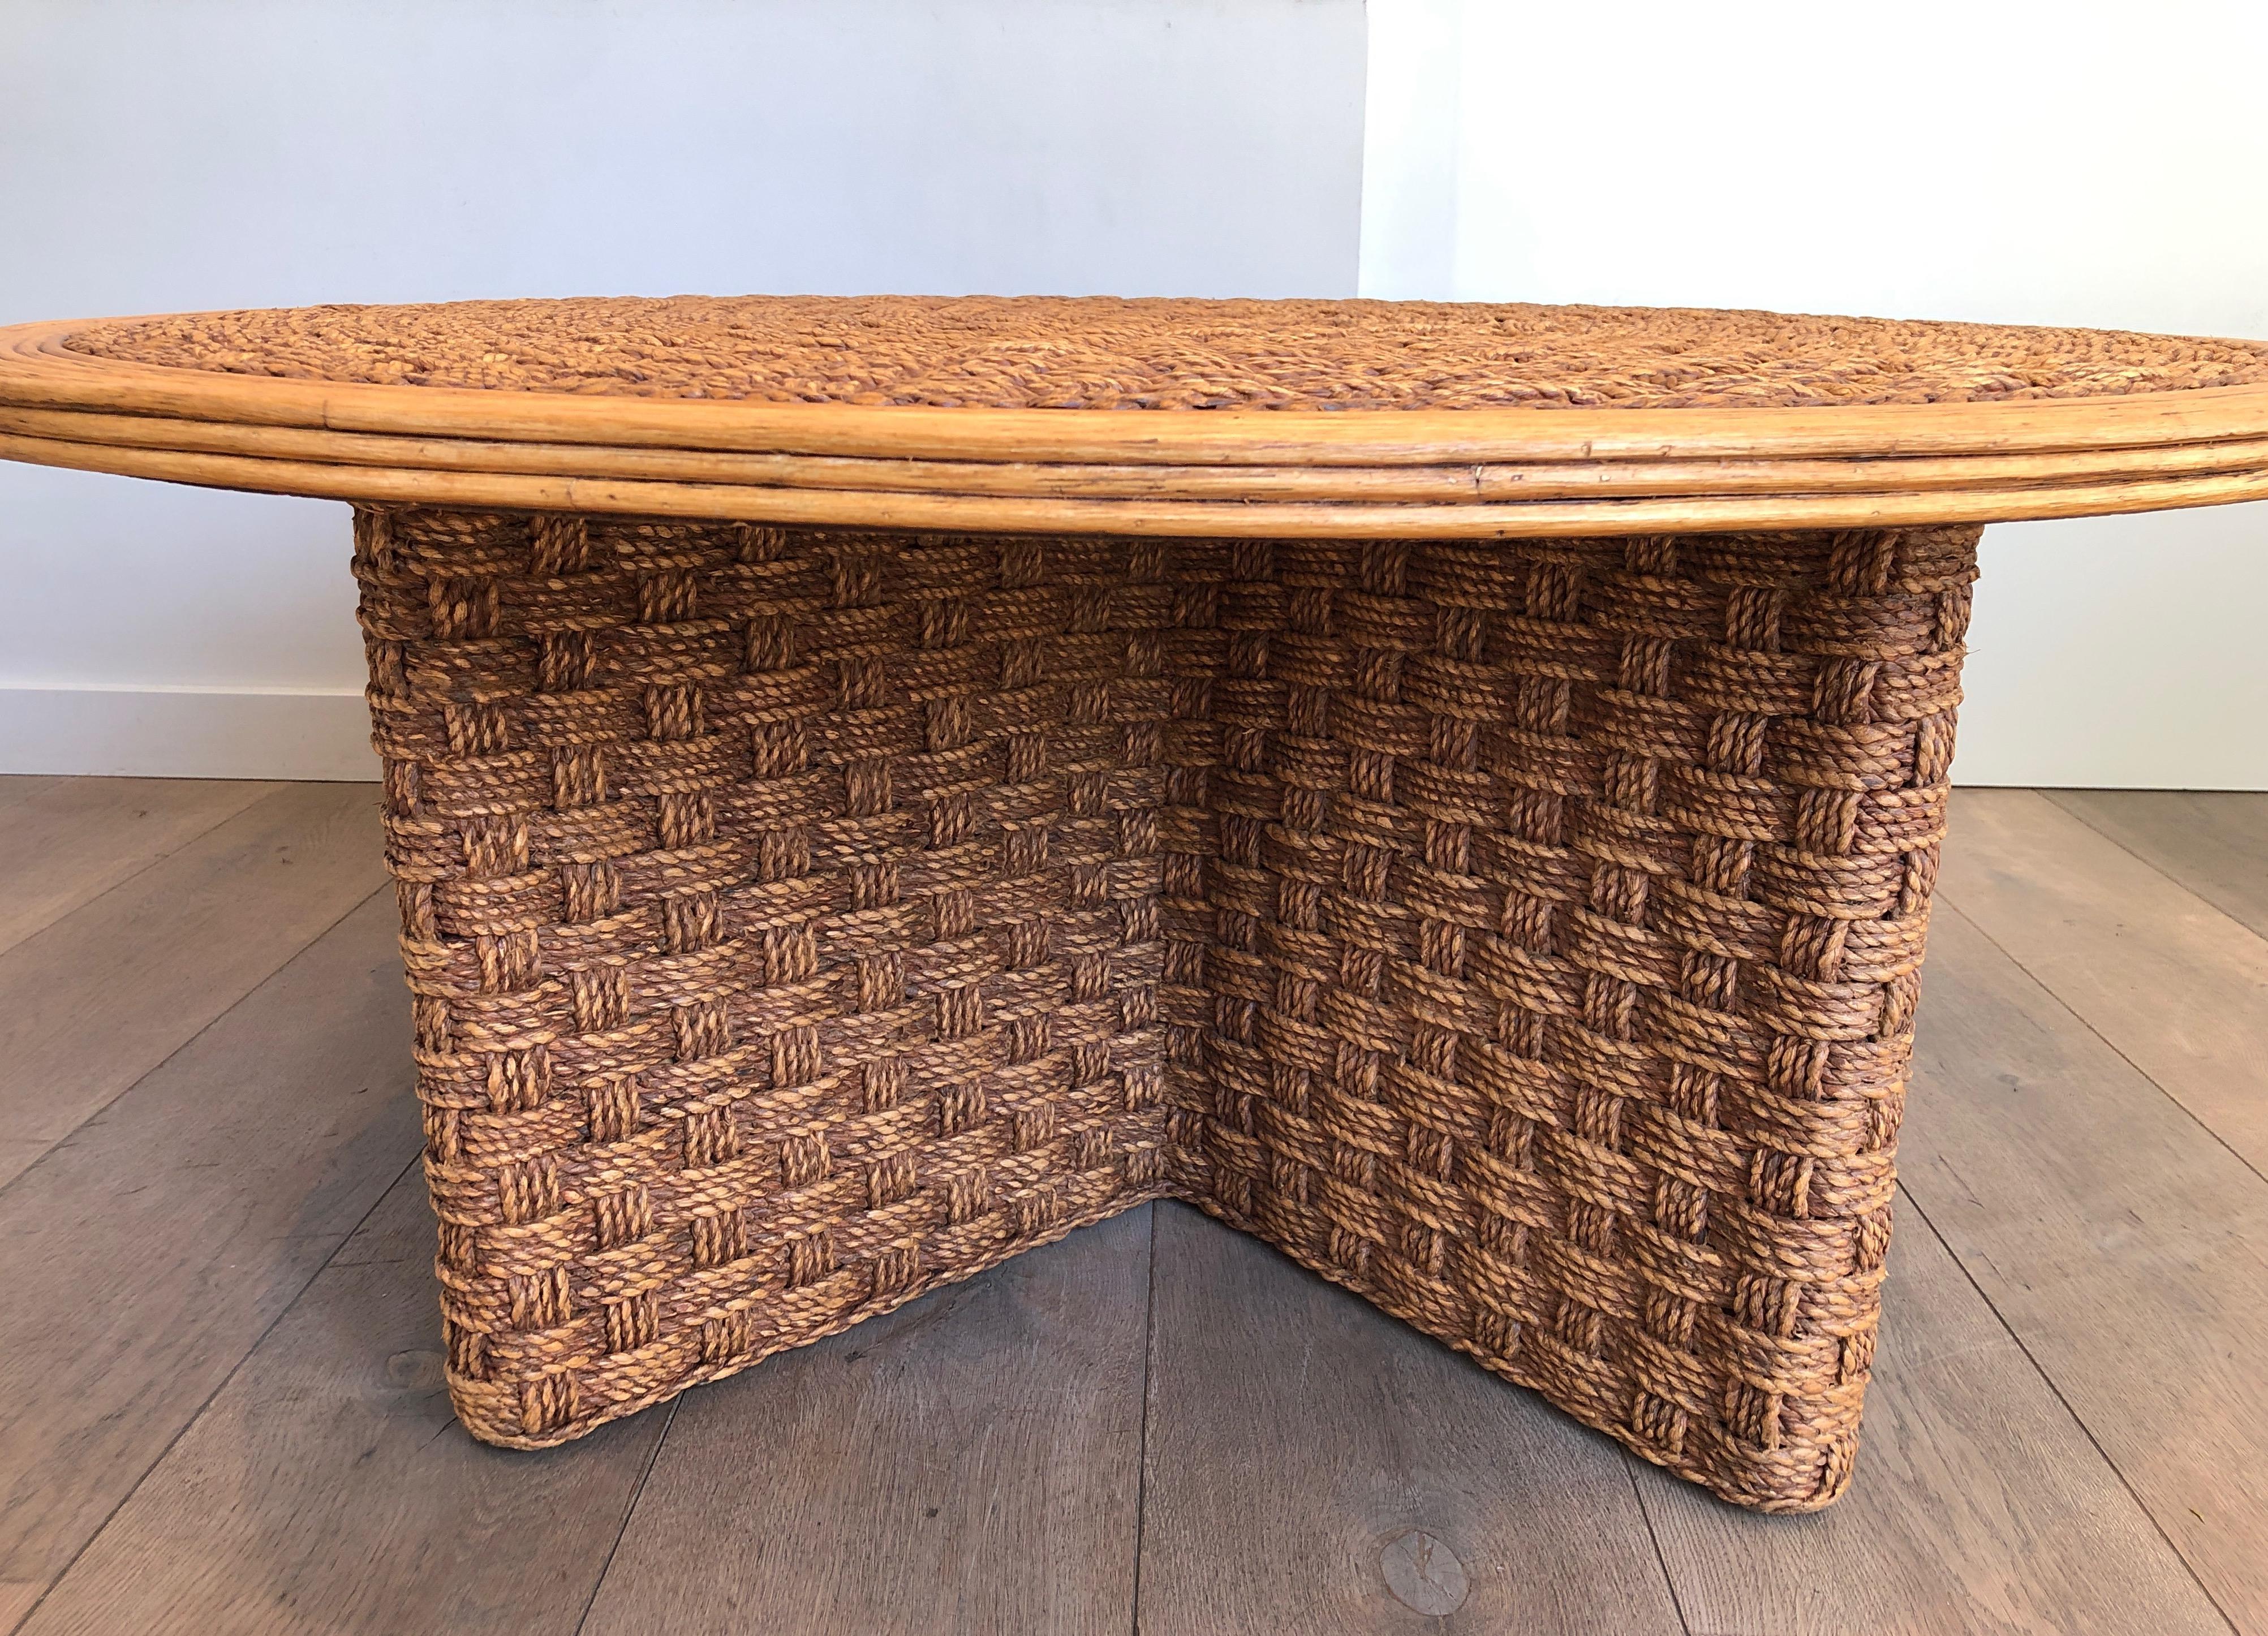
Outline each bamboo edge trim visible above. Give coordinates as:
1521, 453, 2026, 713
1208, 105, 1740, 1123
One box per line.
10, 427, 2267, 537
8, 318, 2268, 468
11, 405, 2268, 503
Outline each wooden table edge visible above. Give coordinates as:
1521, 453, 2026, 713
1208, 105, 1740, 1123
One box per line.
9, 425, 2267, 536
9, 316, 2268, 477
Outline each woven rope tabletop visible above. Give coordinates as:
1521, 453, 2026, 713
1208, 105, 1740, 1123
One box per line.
6, 296, 2268, 533
59, 296, 2268, 408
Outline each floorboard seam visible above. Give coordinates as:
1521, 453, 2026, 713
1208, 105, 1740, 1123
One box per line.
1893, 1182, 2242, 1636
572, 1398, 680, 1635
0, 879, 391, 1207
0, 780, 277, 962
1129, 1201, 1160, 1636
2038, 787, 2268, 947
1623, 1454, 1695, 1635
1928, 896, 2268, 1193
7, 1145, 425, 1636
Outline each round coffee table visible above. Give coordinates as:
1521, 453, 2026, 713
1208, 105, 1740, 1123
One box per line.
5, 296, 2265, 1513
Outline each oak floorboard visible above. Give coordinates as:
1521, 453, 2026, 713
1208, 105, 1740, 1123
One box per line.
1938, 787, 2268, 1174
1639, 1190, 2225, 1636
2046, 788, 2268, 942
0, 892, 414, 1623
0, 781, 385, 1189
0, 775, 278, 958
580, 1204, 1155, 1636
1884, 902, 2268, 1630
15, 1165, 667, 1636
1137, 1202, 1684, 1636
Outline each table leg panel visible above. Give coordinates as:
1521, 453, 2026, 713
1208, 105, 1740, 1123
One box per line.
355, 508, 1178, 1448
1169, 527, 1977, 1513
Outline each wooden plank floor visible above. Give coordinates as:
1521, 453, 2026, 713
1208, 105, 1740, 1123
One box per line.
3, 775, 2266, 1634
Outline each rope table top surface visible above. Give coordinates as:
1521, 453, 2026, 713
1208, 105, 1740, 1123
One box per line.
4, 295, 2268, 535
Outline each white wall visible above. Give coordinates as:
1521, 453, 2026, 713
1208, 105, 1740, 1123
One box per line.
1362, 0, 2268, 787
0, 0, 1366, 778
8, 0, 2266, 787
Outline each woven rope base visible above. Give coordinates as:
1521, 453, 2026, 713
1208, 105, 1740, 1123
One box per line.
362, 507, 1976, 1514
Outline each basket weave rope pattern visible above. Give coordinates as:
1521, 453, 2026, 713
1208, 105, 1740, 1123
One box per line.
363, 504, 1976, 1513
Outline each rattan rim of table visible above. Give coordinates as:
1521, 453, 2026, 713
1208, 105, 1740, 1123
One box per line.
7, 313, 2268, 536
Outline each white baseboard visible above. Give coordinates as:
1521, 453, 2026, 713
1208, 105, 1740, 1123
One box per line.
0, 686, 378, 781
